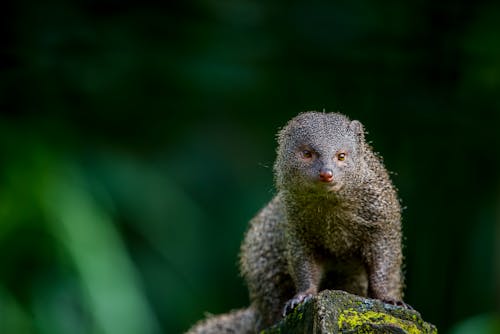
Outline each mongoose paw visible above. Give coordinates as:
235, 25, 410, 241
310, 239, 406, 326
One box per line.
282, 293, 313, 317
383, 299, 414, 310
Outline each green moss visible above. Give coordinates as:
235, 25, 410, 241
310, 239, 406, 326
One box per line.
338, 308, 422, 334
263, 291, 437, 333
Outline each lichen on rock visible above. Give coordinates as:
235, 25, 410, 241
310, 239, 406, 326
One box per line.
262, 290, 437, 334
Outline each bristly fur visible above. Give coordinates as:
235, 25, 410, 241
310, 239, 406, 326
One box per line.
187, 111, 404, 333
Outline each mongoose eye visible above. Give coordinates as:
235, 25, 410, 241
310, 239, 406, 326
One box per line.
299, 149, 314, 161
337, 152, 347, 161
302, 150, 313, 159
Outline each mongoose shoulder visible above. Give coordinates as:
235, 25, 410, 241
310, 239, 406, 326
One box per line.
188, 111, 405, 334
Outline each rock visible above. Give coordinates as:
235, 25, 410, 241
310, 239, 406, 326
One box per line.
262, 290, 437, 334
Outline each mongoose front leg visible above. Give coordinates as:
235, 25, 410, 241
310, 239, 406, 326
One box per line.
283, 238, 322, 316
365, 236, 411, 309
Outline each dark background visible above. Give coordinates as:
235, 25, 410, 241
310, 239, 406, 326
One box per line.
1, 0, 499, 333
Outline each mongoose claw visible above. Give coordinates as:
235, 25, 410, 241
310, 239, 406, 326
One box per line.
383, 299, 414, 310
282, 293, 313, 317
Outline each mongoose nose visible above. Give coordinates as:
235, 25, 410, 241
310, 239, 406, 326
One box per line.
319, 168, 333, 183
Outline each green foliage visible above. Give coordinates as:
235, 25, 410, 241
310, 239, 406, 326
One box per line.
1, 0, 499, 333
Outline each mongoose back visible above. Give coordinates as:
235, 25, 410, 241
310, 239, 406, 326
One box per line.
187, 111, 405, 333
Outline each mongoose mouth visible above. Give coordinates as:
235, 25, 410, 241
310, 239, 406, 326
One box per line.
326, 182, 343, 192
313, 180, 343, 193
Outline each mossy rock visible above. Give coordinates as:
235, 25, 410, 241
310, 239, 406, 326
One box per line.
262, 290, 437, 334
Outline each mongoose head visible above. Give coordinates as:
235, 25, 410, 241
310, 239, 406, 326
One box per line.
274, 112, 366, 196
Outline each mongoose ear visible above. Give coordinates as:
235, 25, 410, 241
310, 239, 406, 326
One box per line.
349, 120, 365, 140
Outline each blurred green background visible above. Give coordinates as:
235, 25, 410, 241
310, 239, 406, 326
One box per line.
1, 0, 499, 333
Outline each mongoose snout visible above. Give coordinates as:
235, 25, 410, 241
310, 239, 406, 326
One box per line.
319, 167, 334, 182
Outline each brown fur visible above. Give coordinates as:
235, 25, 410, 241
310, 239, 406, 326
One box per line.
187, 112, 404, 333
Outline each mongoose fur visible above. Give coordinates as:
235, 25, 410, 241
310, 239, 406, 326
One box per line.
187, 111, 405, 333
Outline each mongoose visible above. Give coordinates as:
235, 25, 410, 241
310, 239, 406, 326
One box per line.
187, 111, 406, 333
